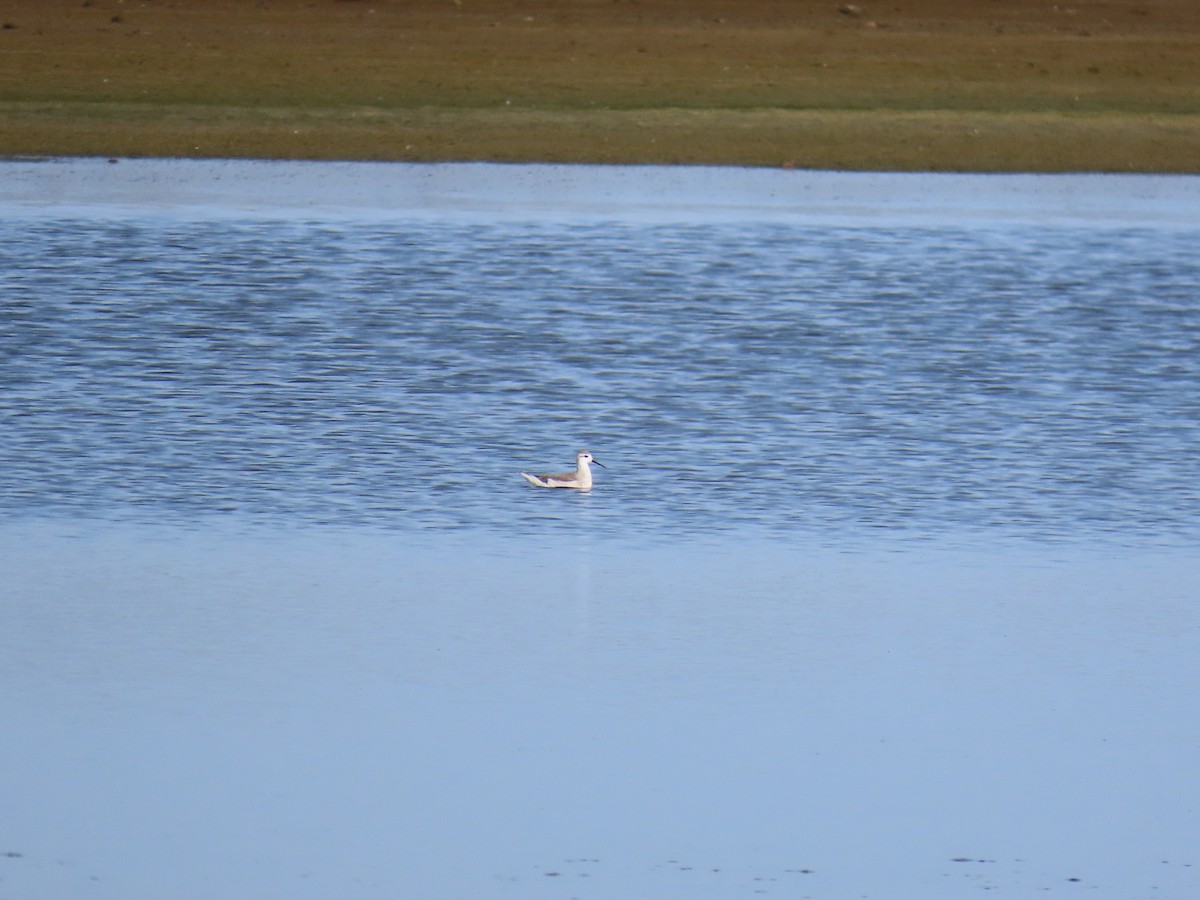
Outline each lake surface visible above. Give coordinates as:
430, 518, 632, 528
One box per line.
2, 159, 1198, 898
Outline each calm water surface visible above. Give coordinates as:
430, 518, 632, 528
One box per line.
2, 161, 1198, 900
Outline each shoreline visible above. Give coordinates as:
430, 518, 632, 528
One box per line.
2, 0, 1199, 172
5, 104, 1200, 173
5, 158, 1198, 231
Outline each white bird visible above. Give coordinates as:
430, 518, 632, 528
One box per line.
520, 450, 605, 491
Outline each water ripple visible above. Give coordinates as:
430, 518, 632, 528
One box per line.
2, 215, 1198, 545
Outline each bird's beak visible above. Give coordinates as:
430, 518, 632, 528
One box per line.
592, 459, 606, 468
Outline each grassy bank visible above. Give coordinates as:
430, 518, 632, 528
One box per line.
2, 0, 1199, 170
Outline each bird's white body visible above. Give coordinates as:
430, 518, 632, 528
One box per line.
520, 451, 605, 491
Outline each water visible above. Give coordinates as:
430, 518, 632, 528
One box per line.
2, 160, 1198, 899
3, 162, 1199, 545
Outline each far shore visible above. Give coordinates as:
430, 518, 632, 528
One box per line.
2, 0, 1198, 172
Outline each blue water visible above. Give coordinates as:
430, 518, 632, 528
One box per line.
3, 162, 1199, 900
3, 189, 1199, 545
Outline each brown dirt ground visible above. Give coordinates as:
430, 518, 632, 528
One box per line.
2, 0, 1198, 170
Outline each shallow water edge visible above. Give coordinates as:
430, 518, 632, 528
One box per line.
5, 157, 1200, 228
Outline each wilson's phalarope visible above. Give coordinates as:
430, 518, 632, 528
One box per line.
520, 451, 605, 491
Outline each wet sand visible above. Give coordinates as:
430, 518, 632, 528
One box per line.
2, 0, 1198, 171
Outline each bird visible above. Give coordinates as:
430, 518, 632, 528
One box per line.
520, 450, 605, 491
